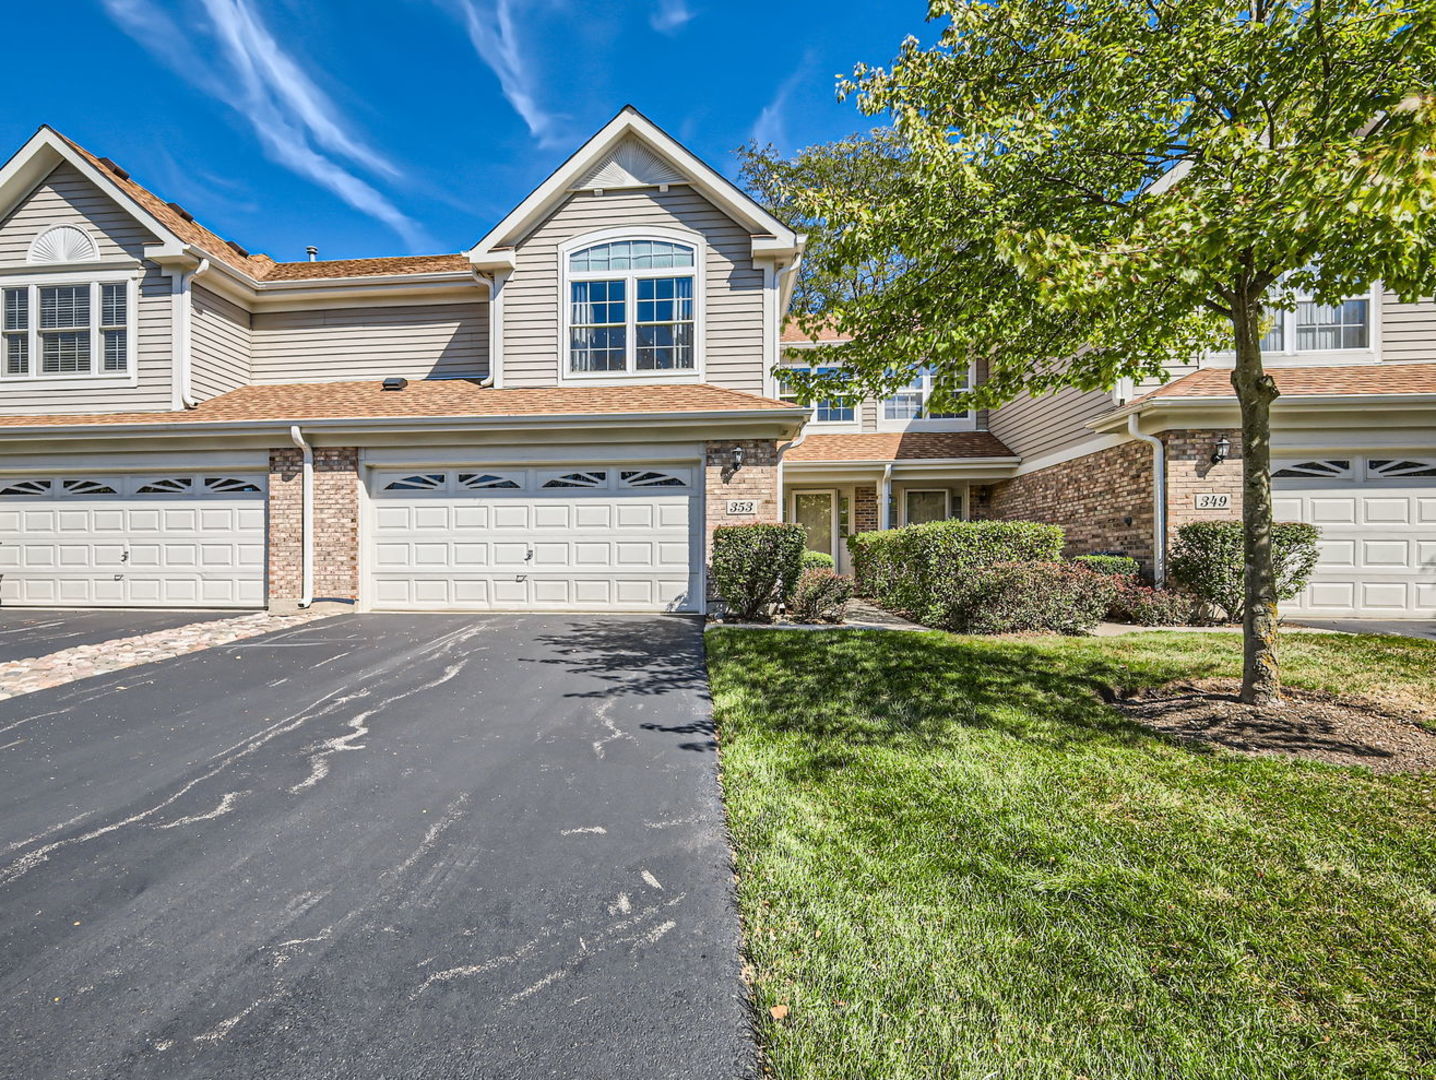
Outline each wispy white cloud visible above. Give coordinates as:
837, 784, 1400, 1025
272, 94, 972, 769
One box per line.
99, 0, 430, 250
448, 0, 566, 148
650, 0, 695, 34
750, 55, 813, 152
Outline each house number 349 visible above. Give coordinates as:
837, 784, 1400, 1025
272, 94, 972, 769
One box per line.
1194, 493, 1232, 510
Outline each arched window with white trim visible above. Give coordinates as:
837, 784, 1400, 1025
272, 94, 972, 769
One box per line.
563, 233, 699, 377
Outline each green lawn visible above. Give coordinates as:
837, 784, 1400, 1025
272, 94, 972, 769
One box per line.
707, 629, 1436, 1080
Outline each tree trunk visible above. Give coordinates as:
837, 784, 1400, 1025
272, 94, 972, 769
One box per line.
1230, 295, 1282, 706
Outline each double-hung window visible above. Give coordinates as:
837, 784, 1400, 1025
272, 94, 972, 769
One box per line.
1, 278, 133, 380
879, 364, 975, 429
778, 366, 856, 424
567, 238, 697, 376
1256, 293, 1372, 355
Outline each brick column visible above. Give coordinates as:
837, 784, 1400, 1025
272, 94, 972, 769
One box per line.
267, 446, 360, 608
852, 484, 878, 533
1164, 428, 1243, 543
704, 440, 779, 554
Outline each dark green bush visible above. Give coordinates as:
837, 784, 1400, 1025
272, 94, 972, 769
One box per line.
800, 550, 836, 571
848, 520, 1065, 625
1108, 582, 1203, 626
1167, 520, 1321, 622
710, 523, 807, 621
941, 561, 1117, 635
1072, 554, 1141, 577
787, 568, 854, 623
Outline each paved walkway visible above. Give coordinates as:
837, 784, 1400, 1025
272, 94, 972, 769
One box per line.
1287, 618, 1436, 641
0, 609, 335, 700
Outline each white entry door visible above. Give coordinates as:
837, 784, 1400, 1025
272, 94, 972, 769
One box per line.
367, 464, 701, 612
1273, 456, 1436, 618
0, 472, 267, 608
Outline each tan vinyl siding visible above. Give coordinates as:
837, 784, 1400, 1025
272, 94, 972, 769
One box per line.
190, 285, 252, 399
1381, 291, 1436, 363
503, 186, 765, 391
0, 265, 173, 414
250, 301, 489, 383
988, 385, 1116, 461
0, 163, 155, 263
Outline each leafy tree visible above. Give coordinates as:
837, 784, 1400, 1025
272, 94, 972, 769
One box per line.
768, 0, 1436, 704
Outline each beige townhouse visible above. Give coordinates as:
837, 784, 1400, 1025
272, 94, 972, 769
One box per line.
0, 106, 1431, 618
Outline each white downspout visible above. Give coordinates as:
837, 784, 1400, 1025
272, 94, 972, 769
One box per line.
481, 269, 510, 389
1128, 412, 1167, 584
878, 462, 894, 530
174, 257, 210, 409
289, 425, 314, 609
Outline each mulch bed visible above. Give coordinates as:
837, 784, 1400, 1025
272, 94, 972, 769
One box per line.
1110, 678, 1436, 774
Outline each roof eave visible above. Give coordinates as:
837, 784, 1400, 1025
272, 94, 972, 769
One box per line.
466, 107, 798, 264
1097, 391, 1436, 431
0, 405, 811, 442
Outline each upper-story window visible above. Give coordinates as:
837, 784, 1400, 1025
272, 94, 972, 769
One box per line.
2, 279, 133, 380
878, 364, 976, 430
1260, 296, 1370, 353
778, 366, 857, 424
565, 237, 698, 377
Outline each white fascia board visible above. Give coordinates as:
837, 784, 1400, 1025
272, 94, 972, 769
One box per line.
465, 107, 799, 264
0, 407, 810, 443
0, 129, 181, 252
1099, 392, 1436, 432
784, 457, 1020, 473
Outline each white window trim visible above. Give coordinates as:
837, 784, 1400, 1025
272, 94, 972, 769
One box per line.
556, 226, 706, 385
877, 363, 979, 432
775, 360, 863, 432
1205, 282, 1382, 368
790, 488, 840, 557
0, 268, 141, 388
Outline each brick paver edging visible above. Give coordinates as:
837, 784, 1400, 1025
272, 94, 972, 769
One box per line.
0, 610, 336, 701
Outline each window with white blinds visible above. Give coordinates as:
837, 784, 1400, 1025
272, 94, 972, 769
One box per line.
0, 278, 133, 379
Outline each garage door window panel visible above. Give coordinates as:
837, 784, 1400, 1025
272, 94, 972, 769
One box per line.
1369, 459, 1436, 479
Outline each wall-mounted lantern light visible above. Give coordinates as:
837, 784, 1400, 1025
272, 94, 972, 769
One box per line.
1211, 435, 1231, 466
731, 445, 744, 472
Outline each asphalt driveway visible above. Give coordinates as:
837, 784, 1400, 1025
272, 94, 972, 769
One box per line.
0, 614, 750, 1080
0, 608, 233, 663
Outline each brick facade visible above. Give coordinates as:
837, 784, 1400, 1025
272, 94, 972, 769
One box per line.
1164, 428, 1243, 535
984, 440, 1157, 569
267, 446, 360, 606
981, 427, 1246, 576
703, 440, 780, 553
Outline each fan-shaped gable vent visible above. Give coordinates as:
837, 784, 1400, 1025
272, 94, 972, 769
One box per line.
28, 225, 100, 265
573, 138, 687, 191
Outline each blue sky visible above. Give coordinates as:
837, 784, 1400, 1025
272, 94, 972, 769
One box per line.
0, 1, 933, 262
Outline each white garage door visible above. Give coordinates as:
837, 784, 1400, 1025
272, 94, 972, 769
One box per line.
1273, 456, 1436, 618
0, 473, 266, 608
368, 465, 701, 612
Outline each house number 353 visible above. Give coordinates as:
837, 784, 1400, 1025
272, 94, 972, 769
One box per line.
726, 500, 757, 515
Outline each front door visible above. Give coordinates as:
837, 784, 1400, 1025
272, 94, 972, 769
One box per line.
793, 491, 837, 556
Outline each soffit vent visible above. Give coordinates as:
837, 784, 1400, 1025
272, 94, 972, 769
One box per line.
27, 224, 99, 264
573, 137, 687, 191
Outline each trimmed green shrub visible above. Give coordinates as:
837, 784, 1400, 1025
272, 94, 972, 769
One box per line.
1072, 554, 1141, 577
800, 550, 836, 571
1108, 582, 1203, 626
940, 561, 1117, 635
1168, 520, 1321, 622
848, 520, 1065, 623
710, 522, 806, 621
787, 568, 854, 623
